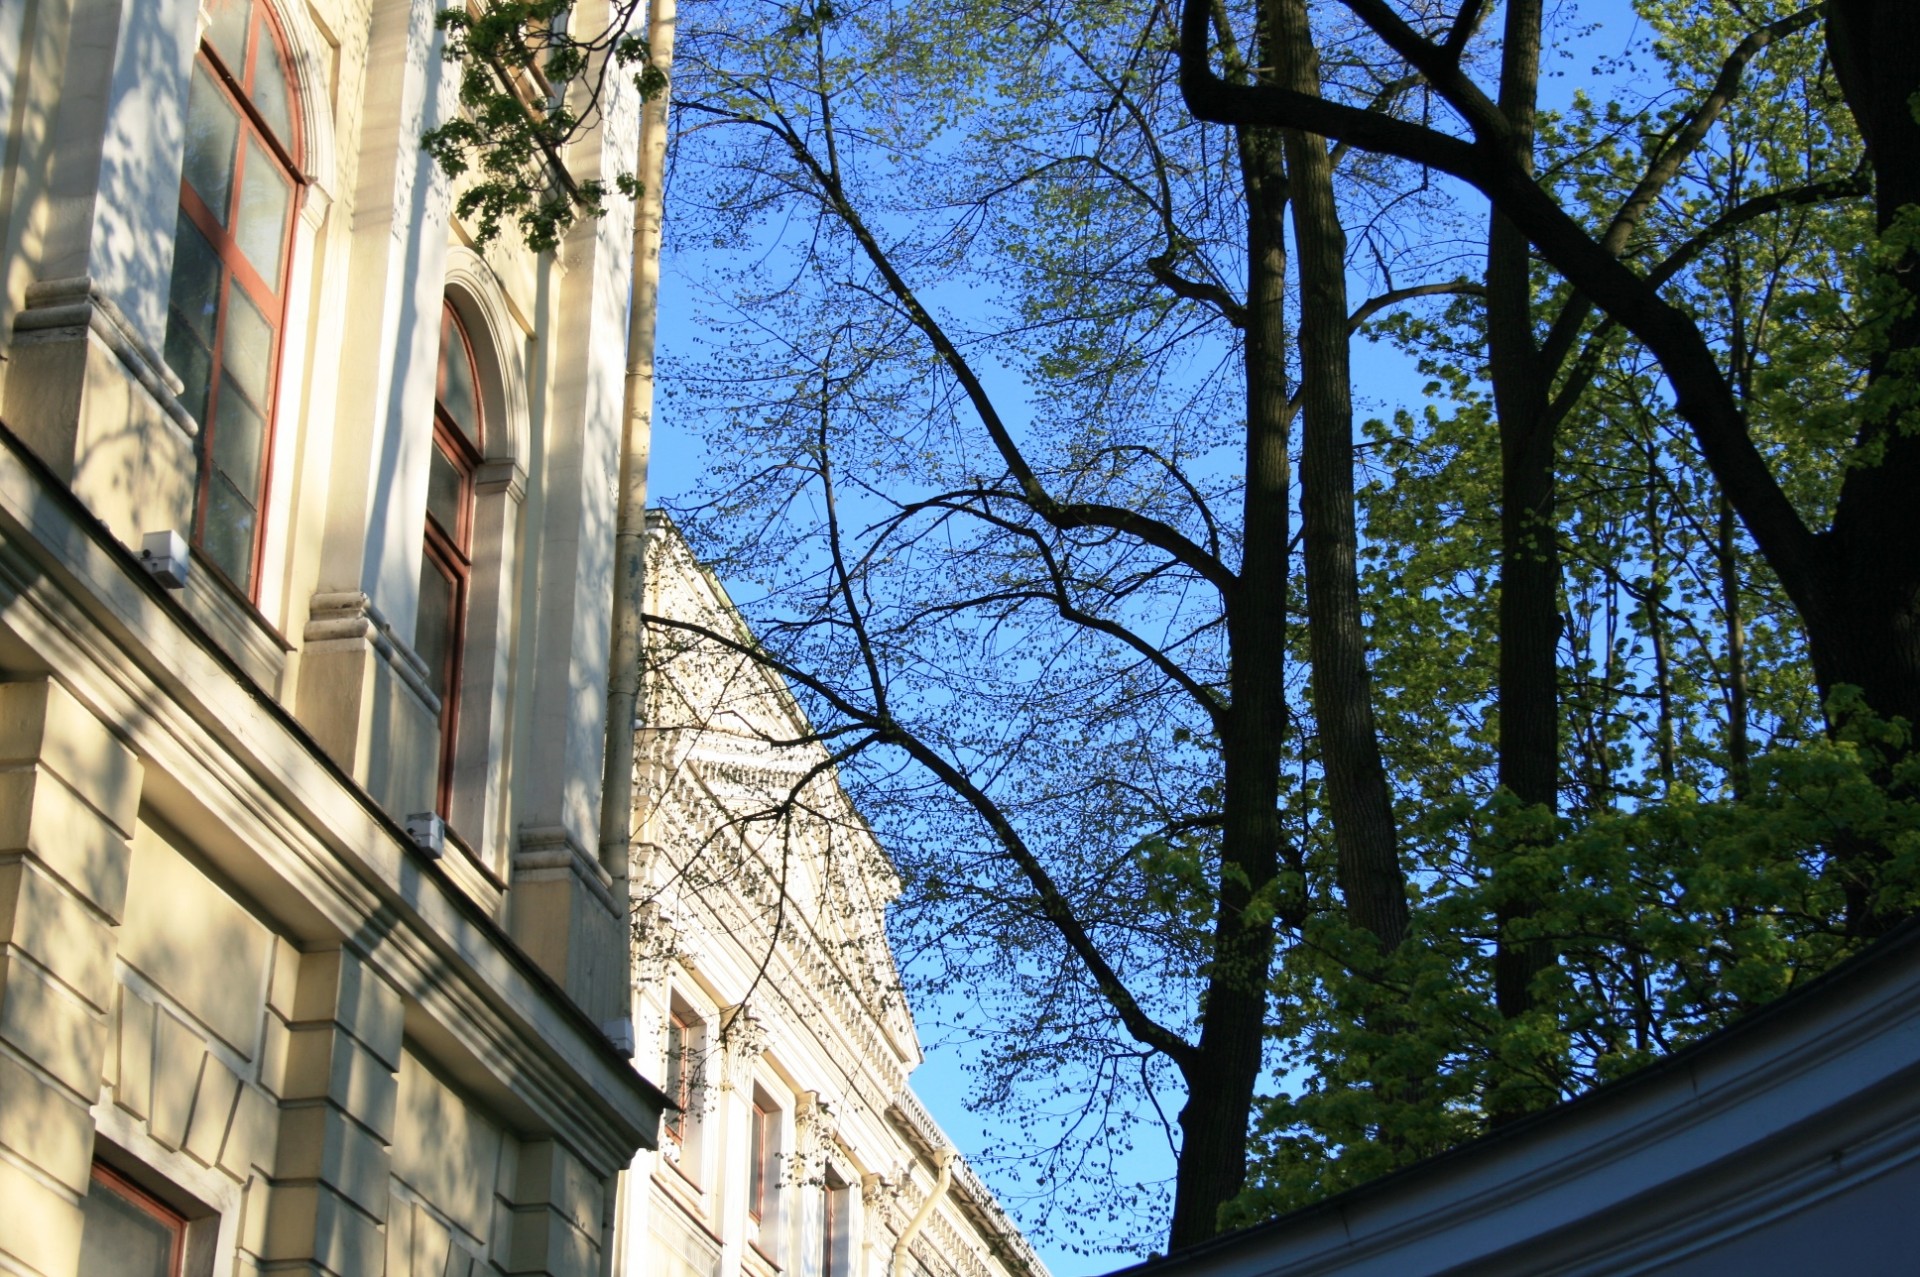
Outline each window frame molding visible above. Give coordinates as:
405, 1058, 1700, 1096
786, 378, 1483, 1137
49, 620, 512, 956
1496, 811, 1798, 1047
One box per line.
747, 1081, 788, 1266
171, 2, 306, 600
437, 249, 531, 883
86, 1109, 245, 1277
160, 0, 336, 649
820, 1165, 850, 1277
85, 1161, 188, 1275
423, 302, 484, 819
665, 1006, 696, 1151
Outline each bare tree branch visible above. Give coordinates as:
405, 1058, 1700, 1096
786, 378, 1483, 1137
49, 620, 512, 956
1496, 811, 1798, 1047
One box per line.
1348, 278, 1484, 330
641, 610, 1202, 1068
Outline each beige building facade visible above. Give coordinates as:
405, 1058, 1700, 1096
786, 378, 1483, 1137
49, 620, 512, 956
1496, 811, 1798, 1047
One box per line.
0, 0, 663, 1273
620, 517, 1047, 1277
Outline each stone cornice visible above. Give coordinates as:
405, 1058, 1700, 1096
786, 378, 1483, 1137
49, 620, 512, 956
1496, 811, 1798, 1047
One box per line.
642, 849, 911, 1117
888, 1091, 1051, 1277
640, 787, 918, 1094
0, 429, 663, 1174
640, 734, 913, 989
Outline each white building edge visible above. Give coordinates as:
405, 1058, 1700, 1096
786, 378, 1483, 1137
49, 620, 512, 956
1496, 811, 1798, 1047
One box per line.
1105, 917, 1920, 1277
619, 514, 1050, 1277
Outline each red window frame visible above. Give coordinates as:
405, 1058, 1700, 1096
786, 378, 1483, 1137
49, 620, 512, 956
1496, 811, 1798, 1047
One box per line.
664, 1011, 693, 1146
748, 1098, 773, 1225
424, 303, 483, 818
83, 1162, 187, 1276
175, 0, 303, 597
821, 1175, 839, 1277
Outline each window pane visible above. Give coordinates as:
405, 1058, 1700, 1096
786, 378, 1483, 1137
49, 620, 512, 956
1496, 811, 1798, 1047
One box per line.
251, 26, 296, 148
165, 222, 221, 424
79, 1179, 178, 1277
416, 552, 454, 702
213, 372, 267, 497
167, 220, 222, 345
235, 136, 291, 282
439, 312, 482, 446
222, 285, 274, 407
203, 472, 258, 589
165, 319, 215, 425
665, 1019, 686, 1134
204, 0, 249, 75
749, 1106, 767, 1217
426, 444, 463, 540
182, 66, 239, 221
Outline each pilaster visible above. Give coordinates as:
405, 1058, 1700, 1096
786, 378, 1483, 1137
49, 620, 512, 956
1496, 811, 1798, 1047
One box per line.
0, 0, 202, 552
294, 591, 440, 821
509, 826, 625, 1024
304, 0, 452, 679
793, 1093, 830, 1277
712, 1009, 768, 1277
860, 1173, 897, 1277
502, 1139, 606, 1277
260, 946, 403, 1276
514, 47, 640, 882
0, 678, 142, 1277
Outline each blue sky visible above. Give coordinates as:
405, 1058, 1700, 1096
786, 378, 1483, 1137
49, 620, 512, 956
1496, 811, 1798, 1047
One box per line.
645, 3, 1655, 1271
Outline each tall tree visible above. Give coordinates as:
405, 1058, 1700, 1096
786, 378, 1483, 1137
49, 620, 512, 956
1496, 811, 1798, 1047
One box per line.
429, 0, 1916, 1251
637, 0, 1438, 1244
1276, 0, 1410, 955
1181, 0, 1920, 761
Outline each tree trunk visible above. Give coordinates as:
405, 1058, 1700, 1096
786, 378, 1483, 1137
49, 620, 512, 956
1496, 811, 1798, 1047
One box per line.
1717, 496, 1752, 796
1166, 112, 1294, 1252
1486, 0, 1559, 1027
1822, 1, 1920, 934
1180, 0, 1920, 758
1646, 452, 1677, 793
1273, 0, 1408, 951
1720, 240, 1753, 798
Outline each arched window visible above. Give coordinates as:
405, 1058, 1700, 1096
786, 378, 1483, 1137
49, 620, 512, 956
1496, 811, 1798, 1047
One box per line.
418, 302, 483, 819
163, 0, 302, 597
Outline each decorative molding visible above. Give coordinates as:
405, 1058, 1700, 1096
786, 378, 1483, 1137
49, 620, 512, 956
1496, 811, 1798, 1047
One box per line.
632, 898, 681, 988
630, 512, 1051, 1277
717, 1005, 767, 1091
645, 784, 919, 1087
0, 435, 660, 1175
302, 590, 440, 715
13, 276, 196, 437
474, 457, 528, 503
886, 1082, 1046, 1276
444, 247, 533, 471
790, 1090, 837, 1187
862, 1170, 900, 1236
262, 0, 339, 202
516, 824, 617, 912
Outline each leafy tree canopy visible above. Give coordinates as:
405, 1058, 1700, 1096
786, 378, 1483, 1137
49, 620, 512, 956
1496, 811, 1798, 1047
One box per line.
428, 0, 1920, 1255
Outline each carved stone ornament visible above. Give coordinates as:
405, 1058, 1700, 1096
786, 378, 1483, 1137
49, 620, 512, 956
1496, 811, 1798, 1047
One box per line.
718, 1005, 767, 1090
631, 898, 681, 988
861, 1171, 898, 1233
791, 1091, 839, 1184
